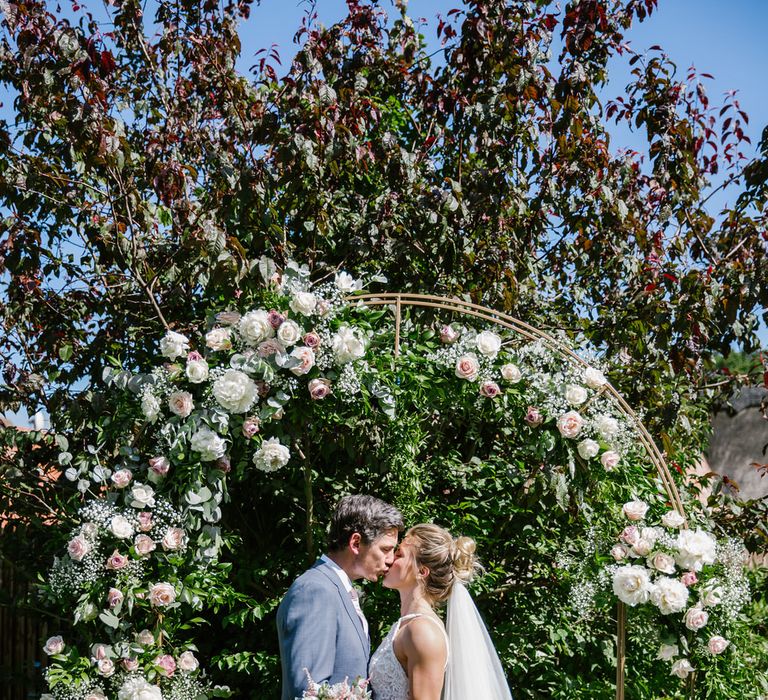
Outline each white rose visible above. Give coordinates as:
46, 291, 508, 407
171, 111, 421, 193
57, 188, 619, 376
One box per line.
650, 576, 689, 614
475, 330, 502, 359
630, 539, 653, 557
640, 527, 660, 546
130, 483, 156, 509
289, 291, 317, 316
594, 414, 619, 439
670, 658, 695, 679
238, 310, 274, 345
186, 358, 209, 384
683, 605, 709, 631
135, 629, 154, 646
707, 635, 730, 655
700, 584, 724, 607
661, 510, 686, 529
577, 439, 600, 460
277, 319, 302, 347
110, 515, 134, 539
168, 391, 194, 418
177, 650, 200, 673
117, 677, 163, 700
622, 499, 649, 521
213, 369, 258, 414
455, 353, 480, 381
97, 658, 115, 677
583, 366, 607, 389
331, 326, 366, 363
111, 469, 133, 488
141, 392, 161, 423
190, 426, 227, 461
647, 552, 676, 575
253, 437, 291, 472
335, 271, 361, 293
205, 327, 232, 351
611, 544, 628, 561
500, 363, 522, 383
656, 643, 679, 661
43, 635, 65, 655
565, 385, 588, 406
159, 331, 189, 360
148, 582, 176, 607
67, 535, 91, 561
289, 346, 316, 376
675, 529, 717, 572
556, 411, 584, 439
601, 451, 620, 470
85, 691, 108, 700
612, 565, 652, 606
161, 527, 186, 551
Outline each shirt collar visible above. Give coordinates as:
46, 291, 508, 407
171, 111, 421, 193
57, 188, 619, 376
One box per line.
320, 554, 353, 593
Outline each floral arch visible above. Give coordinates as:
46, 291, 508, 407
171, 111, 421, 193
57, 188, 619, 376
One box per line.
39, 264, 747, 700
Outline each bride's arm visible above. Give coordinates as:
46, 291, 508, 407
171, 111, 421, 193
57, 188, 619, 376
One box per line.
397, 619, 448, 700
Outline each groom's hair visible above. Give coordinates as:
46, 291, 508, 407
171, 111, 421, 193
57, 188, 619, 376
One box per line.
327, 495, 404, 551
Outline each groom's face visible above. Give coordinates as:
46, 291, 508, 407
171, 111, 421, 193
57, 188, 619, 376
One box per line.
353, 528, 399, 582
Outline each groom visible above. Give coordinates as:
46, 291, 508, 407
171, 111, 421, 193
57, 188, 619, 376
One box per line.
277, 494, 403, 700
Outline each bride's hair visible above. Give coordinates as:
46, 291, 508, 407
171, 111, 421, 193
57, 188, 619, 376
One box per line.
406, 524, 481, 605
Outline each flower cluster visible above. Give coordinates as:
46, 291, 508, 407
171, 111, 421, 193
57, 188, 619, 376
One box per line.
300, 671, 371, 700
607, 501, 748, 679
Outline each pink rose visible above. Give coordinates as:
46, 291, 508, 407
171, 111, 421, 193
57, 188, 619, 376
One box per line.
440, 325, 459, 344
107, 588, 124, 608
111, 469, 133, 488
683, 606, 709, 631
479, 381, 501, 398
168, 391, 194, 418
187, 350, 203, 361
149, 582, 176, 607
622, 499, 649, 521
136, 629, 154, 646
149, 456, 170, 477
134, 534, 156, 556
289, 346, 316, 376
215, 455, 232, 473
707, 635, 730, 655
216, 311, 241, 326
257, 339, 286, 357
454, 354, 480, 381
681, 571, 698, 587
556, 411, 583, 438
97, 658, 115, 677
155, 653, 176, 677
105, 550, 128, 570
308, 378, 332, 400
267, 309, 285, 329
138, 512, 153, 532
242, 417, 260, 438
525, 407, 543, 427
601, 451, 620, 470
43, 636, 65, 655
122, 657, 140, 672
316, 299, 330, 317
620, 526, 640, 546
611, 544, 628, 561
91, 643, 109, 660
67, 535, 91, 562
303, 332, 321, 349
161, 527, 186, 551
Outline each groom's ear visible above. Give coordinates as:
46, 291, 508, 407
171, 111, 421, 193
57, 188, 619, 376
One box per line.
349, 532, 362, 554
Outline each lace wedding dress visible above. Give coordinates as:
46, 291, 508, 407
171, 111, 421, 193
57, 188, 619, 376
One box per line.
368, 613, 448, 700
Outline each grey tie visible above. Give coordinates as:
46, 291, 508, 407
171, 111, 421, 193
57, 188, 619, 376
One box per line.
349, 586, 368, 637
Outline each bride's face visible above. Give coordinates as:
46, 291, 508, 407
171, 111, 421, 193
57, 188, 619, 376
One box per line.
383, 538, 418, 590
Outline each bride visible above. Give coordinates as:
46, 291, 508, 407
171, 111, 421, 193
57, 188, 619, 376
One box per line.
368, 524, 513, 700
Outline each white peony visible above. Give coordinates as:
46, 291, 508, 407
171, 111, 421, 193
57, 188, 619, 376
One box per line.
594, 414, 619, 439
205, 327, 232, 351
276, 319, 302, 347
331, 326, 366, 363
213, 369, 258, 414
500, 363, 522, 383
650, 576, 689, 614
475, 331, 502, 359
141, 392, 161, 423
253, 437, 291, 472
622, 499, 649, 521
565, 385, 588, 406
335, 271, 361, 293
289, 346, 316, 376
185, 358, 209, 384
583, 366, 607, 389
675, 529, 717, 572
109, 515, 134, 540
117, 677, 163, 700
238, 310, 274, 345
289, 291, 317, 316
577, 439, 600, 460
661, 510, 686, 529
130, 483, 156, 509
670, 658, 695, 679
159, 331, 189, 360
612, 565, 652, 606
190, 427, 227, 461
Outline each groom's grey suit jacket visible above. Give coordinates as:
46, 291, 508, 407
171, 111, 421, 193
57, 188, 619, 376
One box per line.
277, 558, 370, 700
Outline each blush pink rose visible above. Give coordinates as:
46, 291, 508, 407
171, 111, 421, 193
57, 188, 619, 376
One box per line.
149, 582, 176, 607
43, 636, 65, 655
111, 469, 133, 488
161, 527, 186, 551
601, 451, 620, 470
134, 534, 156, 556
479, 381, 501, 398
611, 544, 628, 561
707, 635, 730, 655
257, 339, 286, 357
177, 650, 199, 672
684, 606, 709, 631
105, 550, 128, 570
440, 325, 459, 344
308, 378, 332, 400
155, 654, 176, 677
107, 588, 124, 608
149, 456, 170, 477
122, 657, 140, 672
454, 354, 479, 381
303, 332, 321, 349
168, 391, 194, 418
620, 526, 640, 546
67, 535, 91, 562
525, 407, 543, 427
242, 417, 260, 438
97, 658, 115, 677
136, 629, 154, 645
681, 571, 698, 587
138, 512, 153, 532
556, 411, 583, 438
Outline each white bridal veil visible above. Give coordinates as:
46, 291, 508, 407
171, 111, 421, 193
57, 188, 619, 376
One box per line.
443, 582, 513, 700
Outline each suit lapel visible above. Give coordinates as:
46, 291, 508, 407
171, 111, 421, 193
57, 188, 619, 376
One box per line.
315, 561, 369, 655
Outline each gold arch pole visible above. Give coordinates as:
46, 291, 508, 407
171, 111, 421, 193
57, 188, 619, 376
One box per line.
350, 292, 687, 700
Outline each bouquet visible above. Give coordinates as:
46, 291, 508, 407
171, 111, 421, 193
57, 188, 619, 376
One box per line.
300, 670, 372, 699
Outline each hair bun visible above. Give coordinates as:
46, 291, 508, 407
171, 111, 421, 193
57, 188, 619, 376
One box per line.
452, 535, 479, 583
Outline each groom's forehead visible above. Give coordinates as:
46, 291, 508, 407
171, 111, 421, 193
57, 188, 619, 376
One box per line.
372, 528, 399, 548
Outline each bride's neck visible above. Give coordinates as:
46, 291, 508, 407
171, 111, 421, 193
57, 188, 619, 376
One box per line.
398, 586, 433, 617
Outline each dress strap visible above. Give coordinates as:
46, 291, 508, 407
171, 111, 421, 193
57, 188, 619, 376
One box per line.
395, 613, 450, 663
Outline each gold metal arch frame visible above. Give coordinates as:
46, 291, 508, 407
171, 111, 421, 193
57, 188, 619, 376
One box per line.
350, 292, 687, 700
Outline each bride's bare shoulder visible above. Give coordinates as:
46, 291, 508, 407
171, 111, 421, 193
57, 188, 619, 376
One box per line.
398, 616, 447, 660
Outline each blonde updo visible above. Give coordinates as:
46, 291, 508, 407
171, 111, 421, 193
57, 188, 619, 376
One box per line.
406, 524, 481, 605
